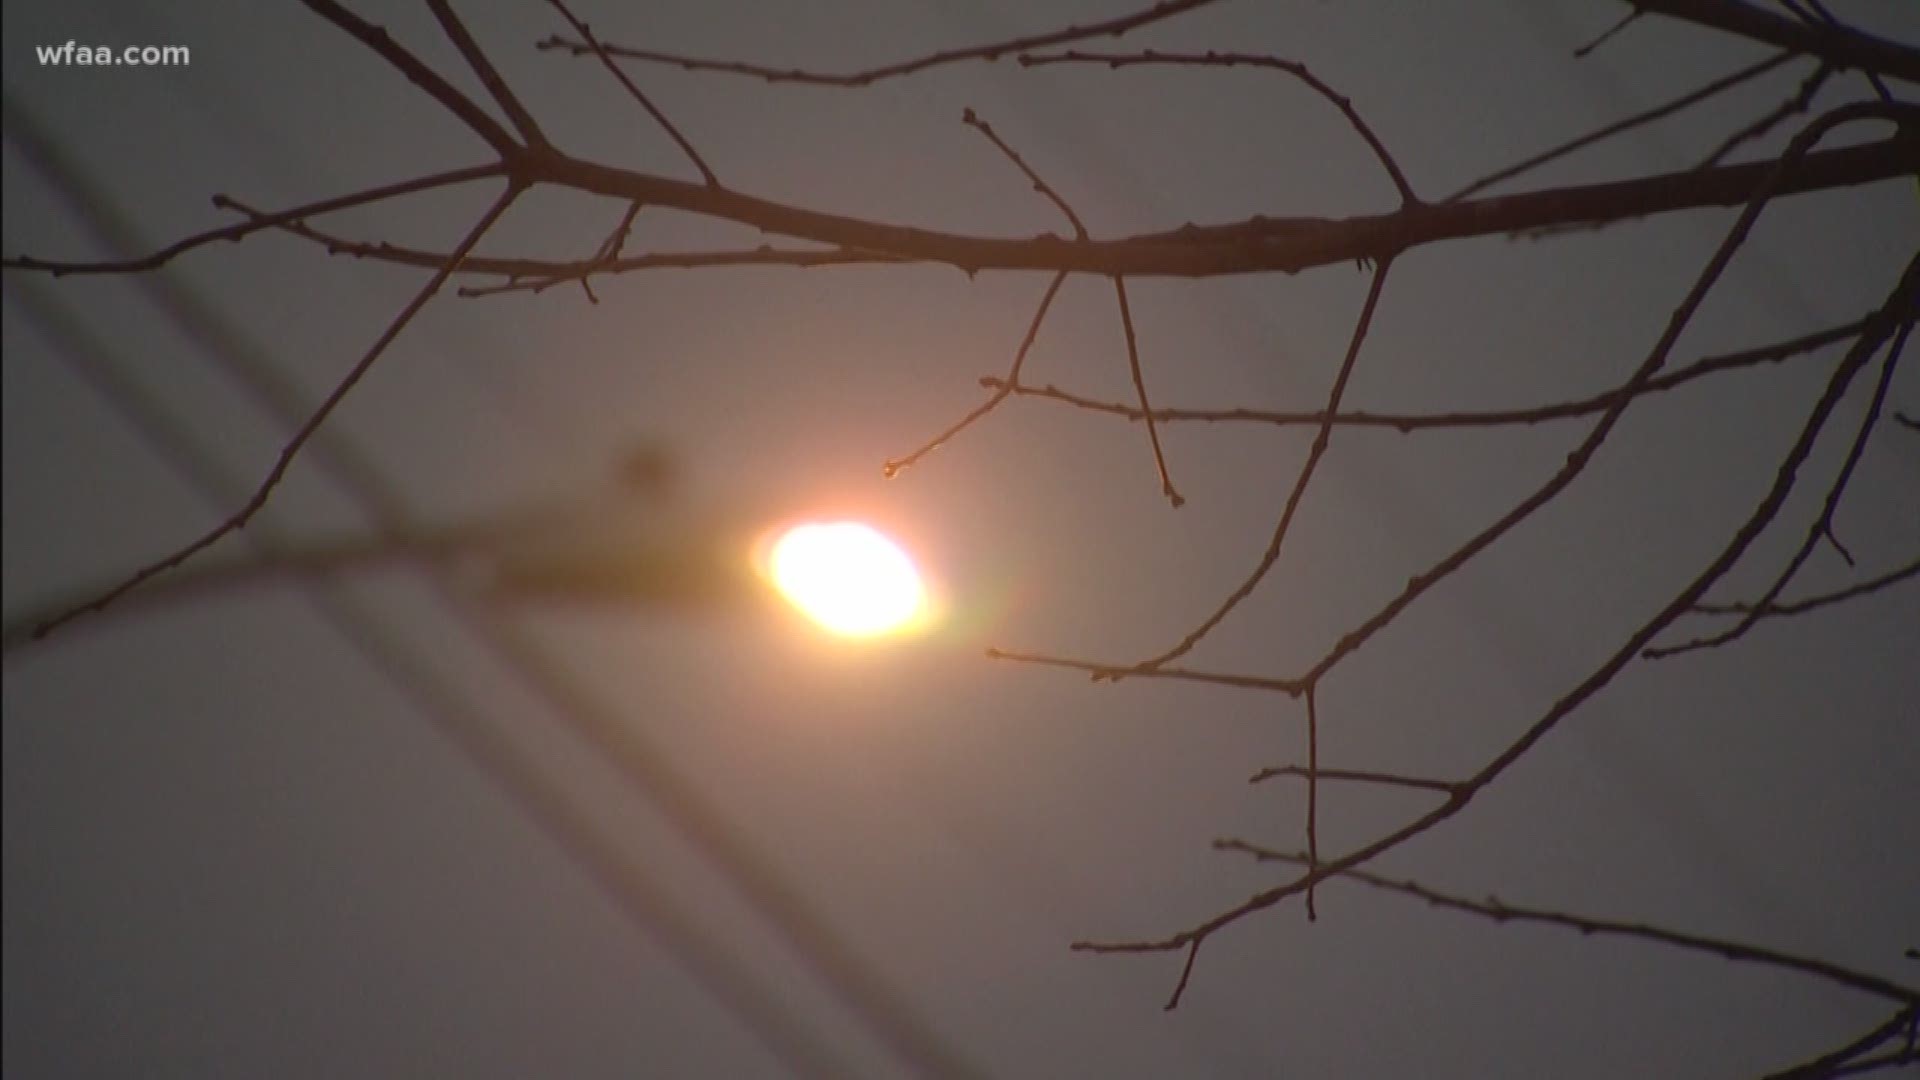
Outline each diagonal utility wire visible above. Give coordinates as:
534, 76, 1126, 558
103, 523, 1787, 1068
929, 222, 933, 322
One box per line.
3, 94, 983, 1080
2, 272, 859, 1080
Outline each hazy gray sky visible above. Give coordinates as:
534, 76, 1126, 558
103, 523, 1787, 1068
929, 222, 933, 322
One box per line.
5, 2, 1916, 1077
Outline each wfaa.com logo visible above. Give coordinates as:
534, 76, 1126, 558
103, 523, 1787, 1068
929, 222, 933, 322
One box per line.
36, 41, 191, 67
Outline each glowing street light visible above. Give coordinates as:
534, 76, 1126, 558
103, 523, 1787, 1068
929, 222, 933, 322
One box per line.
763, 521, 931, 638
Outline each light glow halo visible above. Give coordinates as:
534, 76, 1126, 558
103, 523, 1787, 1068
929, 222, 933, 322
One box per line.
764, 521, 930, 638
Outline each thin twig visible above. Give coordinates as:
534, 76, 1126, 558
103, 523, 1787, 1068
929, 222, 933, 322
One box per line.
297, 0, 522, 158
1447, 51, 1797, 202
983, 647, 1308, 695
1691, 556, 1920, 620
1163, 940, 1203, 1011
987, 319, 1863, 431
1114, 276, 1184, 507
1214, 840, 1920, 1005
1, 162, 506, 275
1647, 320, 1910, 659
427, 0, 550, 149
881, 107, 1091, 478
1249, 765, 1457, 795
205, 198, 904, 288
1304, 685, 1319, 921
1020, 49, 1419, 206
1698, 62, 1835, 169
1632, 0, 1920, 84
546, 0, 720, 187
537, 0, 1225, 86
960, 109, 1088, 239
1801, 0, 1894, 102
1574, 9, 1643, 58
883, 271, 1067, 477
1763, 1005, 1919, 1078
1140, 259, 1394, 667
579, 200, 646, 303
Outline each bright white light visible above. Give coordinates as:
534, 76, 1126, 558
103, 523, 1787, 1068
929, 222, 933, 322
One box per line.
767, 522, 928, 638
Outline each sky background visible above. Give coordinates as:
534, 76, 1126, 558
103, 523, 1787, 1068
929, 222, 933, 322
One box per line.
4, 1, 1917, 1077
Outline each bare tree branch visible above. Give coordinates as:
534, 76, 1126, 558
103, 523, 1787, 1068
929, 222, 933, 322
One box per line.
1248, 765, 1458, 796
545, 0, 719, 186
1647, 320, 1912, 659
0, 162, 507, 276
1763, 1006, 1920, 1079
1690, 556, 1920, 620
536, 0, 1227, 86
1698, 61, 1835, 169
27, 183, 526, 640
1447, 51, 1796, 202
16, 131, 1911, 281
980, 318, 1869, 432
1633, 0, 1920, 84
427, 0, 551, 150
1574, 9, 1645, 58
296, 0, 523, 158
1066, 110, 1919, 1001
1018, 50, 1420, 207
1134, 258, 1393, 666
1214, 840, 1919, 1005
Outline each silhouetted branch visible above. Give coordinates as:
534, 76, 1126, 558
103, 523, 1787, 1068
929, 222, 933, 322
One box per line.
1136, 258, 1393, 667
1068, 114, 1919, 1003
27, 184, 525, 641
986, 317, 1869, 429
1303, 686, 1320, 920
881, 106, 1091, 479
1688, 556, 1920, 621
881, 272, 1066, 477
1698, 61, 1834, 168
1214, 840, 1920, 1005
1763, 1006, 1920, 1079
1113, 275, 1184, 507
1574, 9, 1644, 58
546, 0, 719, 186
1647, 320, 1911, 659
1799, 1, 1894, 102
429, 0, 551, 150
1249, 765, 1457, 795
573, 199, 646, 302
1447, 51, 1795, 202
0, 162, 506, 276
1018, 50, 1420, 207
209, 199, 907, 285
536, 0, 1225, 86
983, 317, 1868, 431
1633, 0, 1920, 84
959, 108, 1089, 240
984, 647, 1308, 695
15, 134, 1911, 281
298, 0, 524, 158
